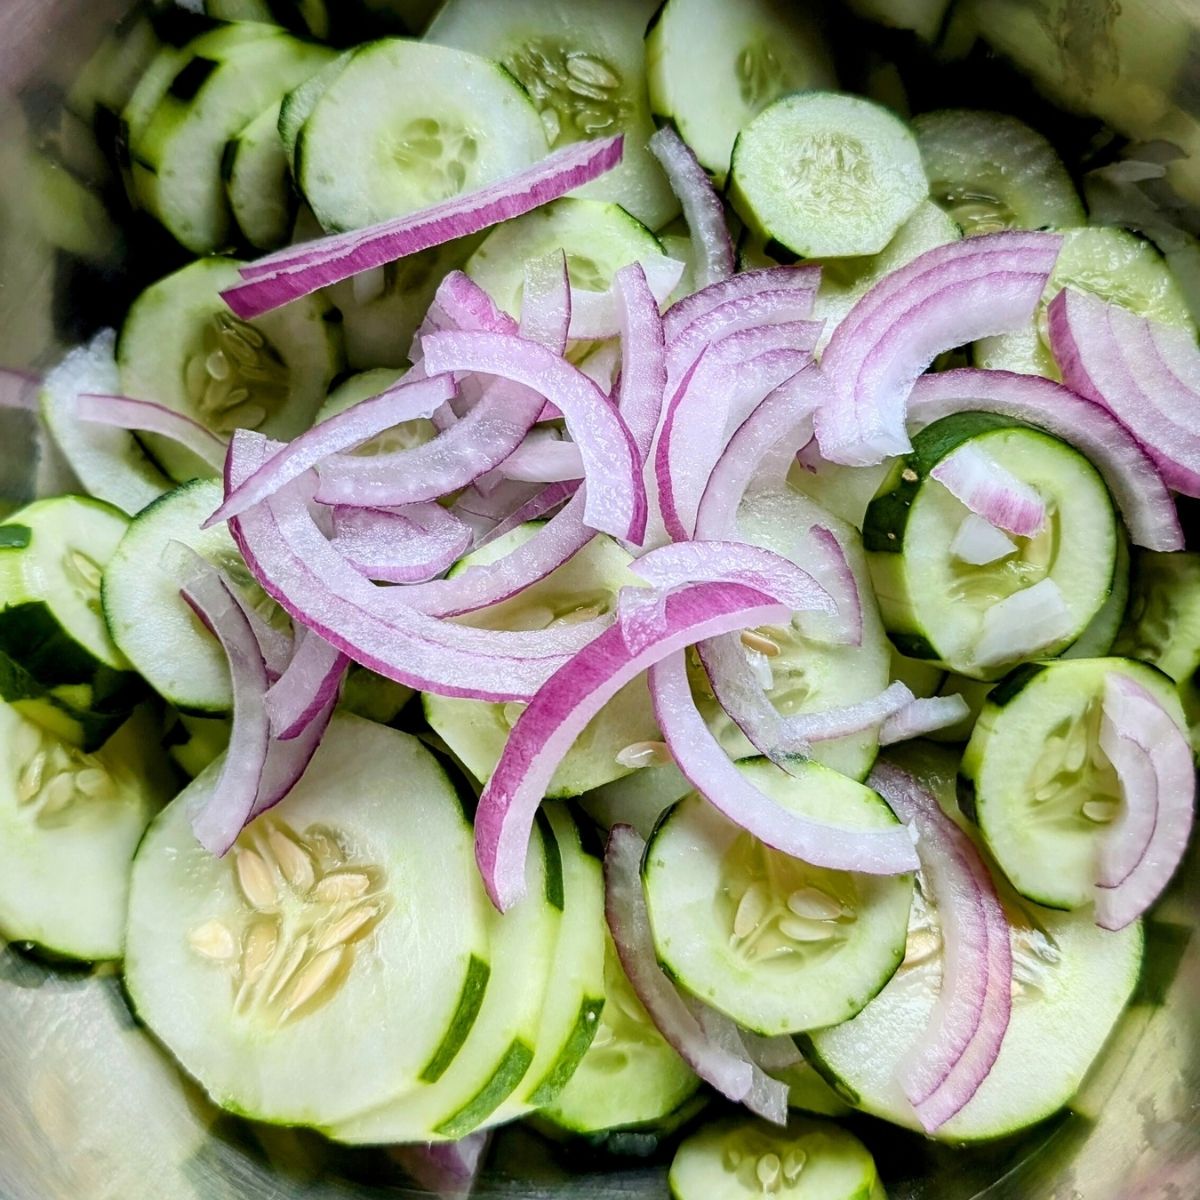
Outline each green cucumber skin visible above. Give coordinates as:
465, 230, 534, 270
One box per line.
419, 954, 492, 1084
526, 995, 606, 1107
433, 1039, 535, 1139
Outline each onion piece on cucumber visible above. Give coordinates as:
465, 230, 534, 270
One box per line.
76, 393, 228, 472
928, 441, 1047, 538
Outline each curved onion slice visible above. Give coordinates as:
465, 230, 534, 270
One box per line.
227, 434, 602, 702
648, 126, 735, 289
1095, 672, 1196, 931
519, 250, 571, 354
418, 330, 647, 542
494, 433, 584, 484
1048, 287, 1200, 496
390, 1133, 491, 1200
929, 442, 1046, 537
950, 514, 1017, 565
878, 695, 971, 745
0, 367, 39, 411
869, 762, 1012, 1133
613, 263, 667, 459
265, 627, 347, 740
77, 393, 229, 470
652, 650, 920, 874
604, 824, 786, 1123
663, 266, 820, 342
222, 136, 625, 318
974, 578, 1072, 669
207, 373, 456, 526
815, 233, 1062, 465
475, 582, 792, 909
568, 254, 684, 340
330, 503, 473, 584
907, 369, 1183, 551
470, 480, 579, 549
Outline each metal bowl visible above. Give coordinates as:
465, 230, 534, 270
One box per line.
1, 2, 1197, 1196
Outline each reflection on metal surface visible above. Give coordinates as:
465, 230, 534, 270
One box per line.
0, 0, 1198, 1197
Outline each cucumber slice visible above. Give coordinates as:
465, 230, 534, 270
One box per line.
25, 152, 121, 264
133, 33, 333, 252
669, 1115, 881, 1200
0, 704, 172, 961
804, 881, 1144, 1141
889, 648, 946, 699
848, 0, 953, 41
165, 712, 231, 778
774, 1059, 853, 1117
297, 39, 548, 233
102, 480, 286, 715
206, 0, 331, 40
67, 8, 164, 130
39, 330, 171, 517
1063, 530, 1130, 660
974, 226, 1195, 378
730, 92, 928, 260
960, 657, 1187, 910
424, 524, 659, 797
915, 109, 1085, 235
580, 760, 692, 839
464, 197, 664, 320
541, 930, 699, 1135
426, 0, 678, 228
325, 816, 561, 1142
278, 50, 353, 165
125, 716, 492, 1126
223, 99, 294, 251
643, 762, 913, 1036
339, 665, 413, 727
645, 0, 836, 186
864, 413, 1118, 679
118, 257, 343, 482
315, 368, 438, 456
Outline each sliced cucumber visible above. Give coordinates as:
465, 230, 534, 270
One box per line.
915, 109, 1085, 236
165, 712, 231, 778
643, 761, 913, 1036
133, 33, 333, 252
326, 816, 560, 1143
889, 648, 946, 699
1063, 530, 1130, 660
730, 92, 928, 260
580, 760, 693, 840
278, 50, 353, 165
206, 0, 331, 40
426, 0, 678, 228
864, 413, 1118, 679
464, 197, 663, 320
25, 151, 122, 264
67, 7, 164, 132
424, 524, 659, 797
339, 665, 413, 727
774, 1059, 853, 1117
0, 704, 172, 961
315, 367, 438, 456
39, 330, 171, 517
974, 226, 1195, 378
669, 1115, 882, 1200
118, 257, 343, 481
297, 39, 548, 233
540, 930, 699, 1135
960, 657, 1187, 910
645, 0, 836, 186
102, 480, 286, 715
125, 716, 491, 1126
223, 99, 294, 251
805, 882, 1144, 1141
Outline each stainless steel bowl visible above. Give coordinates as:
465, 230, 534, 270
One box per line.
1, 2, 1197, 1196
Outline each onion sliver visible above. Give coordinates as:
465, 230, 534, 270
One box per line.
222, 136, 625, 318
613, 263, 667, 459
663, 266, 819, 343
908, 369, 1183, 551
0, 366, 39, 411
519, 250, 571, 355
331, 503, 473, 584
815, 233, 1062, 465
265, 626, 348, 740
390, 1133, 491, 1200
929, 442, 1046, 537
878, 695, 972, 745
77, 393, 228, 472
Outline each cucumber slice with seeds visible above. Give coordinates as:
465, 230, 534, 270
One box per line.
960, 657, 1187, 910
297, 39, 548, 233
645, 0, 836, 186
118, 257, 343, 482
643, 761, 913, 1036
426, 0, 678, 228
730, 92, 928, 260
125, 716, 491, 1126
223, 99, 294, 251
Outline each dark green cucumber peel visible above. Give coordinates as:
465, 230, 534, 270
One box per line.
434, 1040, 535, 1139
526, 996, 606, 1107
536, 809, 566, 913
419, 954, 491, 1085
0, 525, 32, 550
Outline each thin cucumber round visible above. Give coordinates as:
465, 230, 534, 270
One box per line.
730, 92, 928, 260
580, 760, 693, 840
1063, 530, 1130, 660
278, 50, 353, 166
223, 98, 294, 251
774, 1059, 853, 1117
959, 657, 1187, 910
643, 761, 913, 1036
165, 712, 231, 779
125, 716, 492, 1126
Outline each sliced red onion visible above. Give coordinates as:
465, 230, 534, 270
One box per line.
222, 136, 625, 318
604, 823, 769, 1116
688, 1000, 789, 1125
470, 480, 579, 549
798, 525, 865, 648
929, 442, 1046, 537
974, 578, 1072, 669
390, 1133, 491, 1200
908, 369, 1182, 551
330, 502, 473, 584
451, 478, 544, 540
0, 366, 39, 411
419, 330, 646, 543
613, 264, 668, 460
1048, 288, 1200, 496
206, 374, 455, 527
568, 254, 685, 341
878, 695, 972, 745
76, 393, 228, 473
1095, 672, 1196, 931
494, 432, 584, 484
648, 126, 735, 289
741, 1032, 805, 1072
264, 626, 348, 740
250, 687, 339, 821
227, 434, 603, 702
519, 250, 571, 354
662, 266, 820, 343
950, 514, 1017, 566
815, 233, 1062, 465
869, 761, 1012, 1133
476, 582, 792, 909
651, 650, 920, 874
666, 305, 820, 389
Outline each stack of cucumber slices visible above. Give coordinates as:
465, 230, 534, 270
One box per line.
6, 0, 1200, 1196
